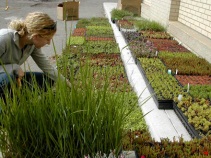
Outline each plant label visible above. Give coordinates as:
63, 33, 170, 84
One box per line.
187, 83, 190, 92
176, 69, 178, 75
178, 94, 183, 101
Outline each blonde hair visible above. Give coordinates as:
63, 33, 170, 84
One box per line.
8, 12, 56, 38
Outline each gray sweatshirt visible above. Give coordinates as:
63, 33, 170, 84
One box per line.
0, 29, 64, 81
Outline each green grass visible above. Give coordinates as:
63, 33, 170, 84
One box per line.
134, 19, 166, 31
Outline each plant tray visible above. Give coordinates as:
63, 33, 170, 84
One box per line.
158, 99, 174, 109
135, 58, 174, 109
173, 102, 201, 139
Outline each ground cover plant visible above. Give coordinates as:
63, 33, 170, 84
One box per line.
117, 19, 135, 29
175, 95, 211, 137
183, 84, 211, 100
138, 58, 185, 102
76, 17, 110, 28
158, 51, 211, 75
121, 31, 157, 58
140, 30, 172, 39
150, 39, 190, 52
175, 75, 211, 86
123, 130, 211, 157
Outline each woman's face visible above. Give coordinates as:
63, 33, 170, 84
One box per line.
32, 34, 54, 49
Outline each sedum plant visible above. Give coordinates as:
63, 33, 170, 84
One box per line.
158, 51, 211, 75
76, 17, 110, 28
86, 26, 114, 37
67, 36, 85, 46
138, 58, 185, 100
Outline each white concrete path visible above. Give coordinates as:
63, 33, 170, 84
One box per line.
103, 2, 192, 142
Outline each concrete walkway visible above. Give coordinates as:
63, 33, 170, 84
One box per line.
103, 2, 192, 142
168, 21, 211, 63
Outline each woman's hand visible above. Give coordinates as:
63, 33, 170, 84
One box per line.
13, 68, 25, 87
66, 79, 71, 88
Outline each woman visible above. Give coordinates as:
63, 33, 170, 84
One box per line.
0, 12, 70, 95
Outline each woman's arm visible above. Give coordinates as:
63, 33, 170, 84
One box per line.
31, 48, 62, 81
31, 48, 71, 87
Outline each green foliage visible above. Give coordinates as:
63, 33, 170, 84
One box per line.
111, 9, 134, 20
86, 26, 113, 37
67, 36, 85, 46
176, 96, 211, 136
134, 19, 166, 32
83, 41, 119, 54
184, 85, 211, 100
0, 65, 146, 157
159, 51, 211, 75
124, 130, 211, 157
139, 58, 185, 100
76, 17, 110, 28
56, 52, 80, 80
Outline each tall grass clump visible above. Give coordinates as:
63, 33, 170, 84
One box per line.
0, 61, 146, 157
134, 19, 166, 32
111, 9, 134, 20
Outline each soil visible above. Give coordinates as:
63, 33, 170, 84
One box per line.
175, 75, 211, 86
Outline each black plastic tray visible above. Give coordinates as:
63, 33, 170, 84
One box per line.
173, 102, 201, 139
135, 58, 174, 109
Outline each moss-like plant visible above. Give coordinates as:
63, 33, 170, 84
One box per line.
67, 36, 85, 46
138, 58, 185, 100
184, 84, 211, 100
86, 26, 114, 37
76, 17, 110, 28
83, 41, 119, 54
158, 51, 211, 75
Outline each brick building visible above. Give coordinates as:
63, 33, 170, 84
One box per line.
141, 0, 211, 63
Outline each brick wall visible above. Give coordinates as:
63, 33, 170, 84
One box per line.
141, 0, 211, 39
178, 0, 211, 38
169, 0, 180, 21
142, 0, 171, 26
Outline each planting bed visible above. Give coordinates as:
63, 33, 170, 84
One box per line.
149, 39, 190, 52
117, 19, 134, 29
173, 103, 201, 139
135, 58, 180, 109
120, 19, 211, 137
72, 28, 86, 36
140, 30, 172, 39
175, 75, 211, 86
